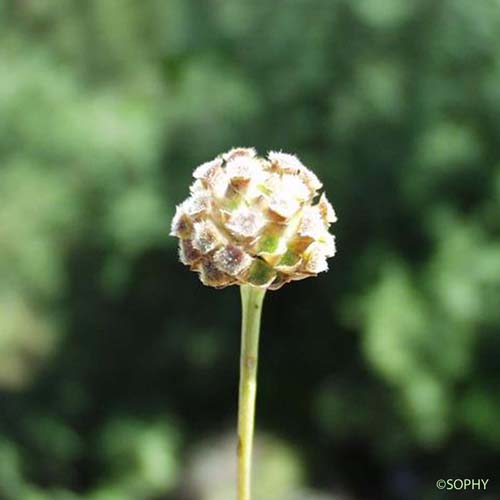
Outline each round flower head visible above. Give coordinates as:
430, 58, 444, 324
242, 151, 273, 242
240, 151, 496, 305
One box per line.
170, 148, 337, 290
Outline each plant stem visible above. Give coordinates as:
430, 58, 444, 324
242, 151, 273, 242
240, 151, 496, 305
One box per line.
237, 284, 266, 500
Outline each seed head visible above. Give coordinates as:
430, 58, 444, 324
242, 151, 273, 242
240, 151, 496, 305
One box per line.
170, 148, 337, 289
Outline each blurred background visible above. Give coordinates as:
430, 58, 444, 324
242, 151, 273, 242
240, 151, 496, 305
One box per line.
1, 0, 500, 499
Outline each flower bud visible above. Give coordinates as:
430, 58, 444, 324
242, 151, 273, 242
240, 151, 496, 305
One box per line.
170, 148, 337, 289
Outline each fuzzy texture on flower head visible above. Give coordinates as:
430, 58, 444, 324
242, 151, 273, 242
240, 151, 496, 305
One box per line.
170, 148, 337, 290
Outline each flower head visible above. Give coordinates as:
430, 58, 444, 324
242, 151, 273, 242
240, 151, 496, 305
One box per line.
170, 148, 337, 289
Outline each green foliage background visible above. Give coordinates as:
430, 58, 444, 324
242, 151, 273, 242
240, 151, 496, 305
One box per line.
1, 1, 500, 499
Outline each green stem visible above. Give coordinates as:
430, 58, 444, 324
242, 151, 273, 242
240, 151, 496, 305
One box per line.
237, 284, 266, 500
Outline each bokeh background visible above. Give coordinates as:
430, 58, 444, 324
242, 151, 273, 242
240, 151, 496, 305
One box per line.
1, 0, 500, 499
